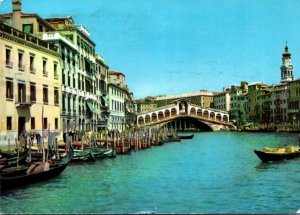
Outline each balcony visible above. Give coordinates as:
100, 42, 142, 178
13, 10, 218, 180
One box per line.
0, 23, 58, 53
18, 64, 25, 71
6, 61, 13, 68
30, 67, 36, 73
287, 109, 299, 114
15, 95, 32, 108
38, 32, 77, 50
54, 73, 59, 79
97, 118, 107, 126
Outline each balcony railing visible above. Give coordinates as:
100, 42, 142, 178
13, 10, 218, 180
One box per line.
43, 71, 48, 77
6, 61, 13, 68
0, 23, 58, 52
18, 64, 25, 71
15, 95, 32, 108
30, 66, 36, 73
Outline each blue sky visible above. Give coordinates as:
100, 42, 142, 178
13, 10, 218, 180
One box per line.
1, 0, 300, 99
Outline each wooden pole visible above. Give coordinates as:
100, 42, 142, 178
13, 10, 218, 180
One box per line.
121, 131, 124, 153
28, 136, 31, 163
15, 138, 19, 167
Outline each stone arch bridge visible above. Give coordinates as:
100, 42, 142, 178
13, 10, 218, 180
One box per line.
137, 99, 233, 131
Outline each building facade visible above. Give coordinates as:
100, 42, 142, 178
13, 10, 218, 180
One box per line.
0, 23, 61, 144
107, 71, 131, 131
287, 79, 300, 126
213, 88, 230, 112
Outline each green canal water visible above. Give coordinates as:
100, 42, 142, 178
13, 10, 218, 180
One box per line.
1, 131, 300, 214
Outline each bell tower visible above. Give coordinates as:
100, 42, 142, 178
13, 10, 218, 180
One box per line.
280, 43, 294, 83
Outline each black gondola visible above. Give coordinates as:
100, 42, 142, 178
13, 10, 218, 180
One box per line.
178, 134, 194, 139
0, 147, 73, 192
254, 148, 300, 163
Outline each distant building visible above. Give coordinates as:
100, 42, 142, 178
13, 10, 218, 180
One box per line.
287, 79, 300, 126
155, 90, 215, 108
213, 88, 230, 112
229, 81, 249, 124
107, 71, 133, 131
133, 97, 157, 113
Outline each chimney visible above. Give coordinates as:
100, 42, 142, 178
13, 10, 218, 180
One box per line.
12, 0, 22, 31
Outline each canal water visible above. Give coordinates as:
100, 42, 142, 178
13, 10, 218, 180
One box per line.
1, 131, 300, 214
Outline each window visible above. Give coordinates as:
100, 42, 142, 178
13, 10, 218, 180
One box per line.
43, 85, 48, 104
17, 82, 26, 103
23, 24, 33, 34
68, 75, 71, 86
43, 118, 48, 129
6, 79, 13, 100
62, 70, 65, 85
30, 83, 36, 102
54, 63, 58, 79
68, 96, 71, 112
43, 59, 47, 76
18, 52, 24, 71
55, 118, 58, 129
6, 48, 12, 68
39, 24, 43, 32
54, 87, 59, 105
30, 55, 36, 73
73, 97, 76, 114
7, 117, 12, 130
31, 117, 35, 130
73, 74, 76, 88
78, 74, 81, 90
62, 95, 66, 111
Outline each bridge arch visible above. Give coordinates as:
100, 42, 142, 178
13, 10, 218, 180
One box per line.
165, 109, 170, 117
171, 108, 177, 116
151, 113, 158, 122
203, 110, 209, 119
163, 116, 214, 131
223, 115, 229, 123
216, 113, 222, 122
190, 107, 196, 115
145, 115, 151, 123
210, 112, 215, 120
179, 100, 188, 114
138, 116, 144, 125
158, 111, 164, 120
197, 109, 202, 116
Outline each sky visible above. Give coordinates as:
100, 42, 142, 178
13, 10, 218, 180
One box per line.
1, 0, 300, 99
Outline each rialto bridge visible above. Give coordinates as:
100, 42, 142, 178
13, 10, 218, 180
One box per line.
136, 99, 234, 131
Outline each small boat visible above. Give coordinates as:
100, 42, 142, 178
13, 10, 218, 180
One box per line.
178, 134, 194, 139
0, 147, 73, 192
72, 149, 96, 162
89, 147, 116, 159
254, 146, 300, 163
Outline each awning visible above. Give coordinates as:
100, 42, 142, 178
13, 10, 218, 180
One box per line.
86, 101, 94, 113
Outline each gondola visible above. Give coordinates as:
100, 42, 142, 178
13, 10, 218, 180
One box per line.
0, 147, 73, 192
178, 134, 194, 139
254, 146, 300, 163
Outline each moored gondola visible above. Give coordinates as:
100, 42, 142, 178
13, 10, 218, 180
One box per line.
0, 147, 73, 192
178, 134, 194, 139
